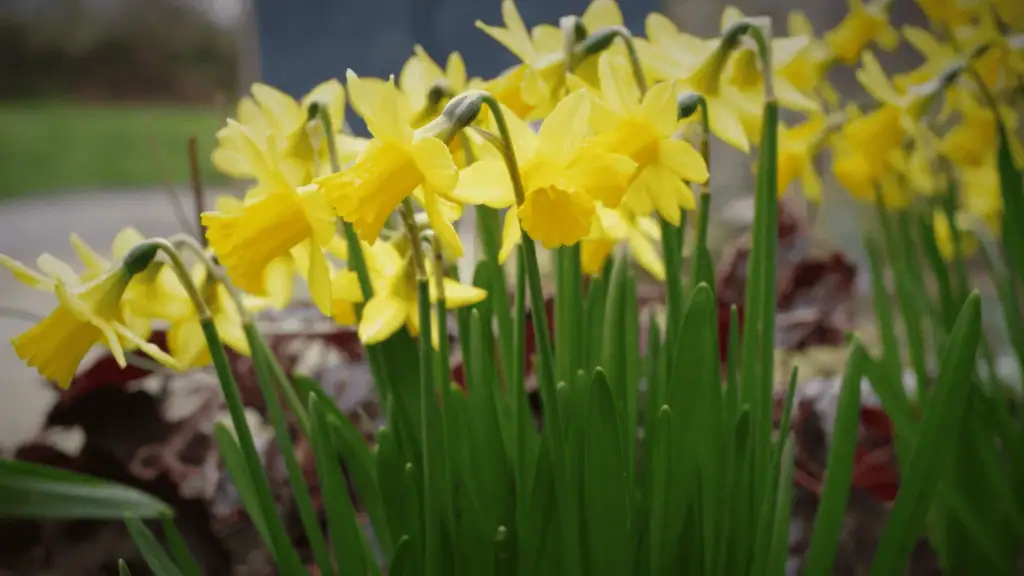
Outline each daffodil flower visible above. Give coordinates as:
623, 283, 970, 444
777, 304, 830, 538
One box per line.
448, 90, 636, 258
356, 240, 485, 347
316, 71, 463, 259
400, 46, 470, 122
719, 6, 820, 118
932, 209, 979, 261
67, 228, 190, 334
941, 91, 1024, 168
202, 122, 337, 315
583, 52, 709, 225
160, 264, 254, 369
781, 10, 839, 108
2, 253, 179, 388
581, 205, 665, 280
823, 0, 899, 66
475, 0, 625, 119
775, 114, 827, 203
830, 103, 908, 207
212, 80, 367, 185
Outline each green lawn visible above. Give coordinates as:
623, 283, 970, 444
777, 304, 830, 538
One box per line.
0, 102, 228, 200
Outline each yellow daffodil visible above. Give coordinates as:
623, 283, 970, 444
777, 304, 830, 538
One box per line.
583, 53, 709, 225
357, 240, 485, 346
719, 6, 820, 117
830, 103, 908, 207
475, 0, 624, 118
448, 90, 636, 257
856, 51, 936, 132
2, 253, 179, 388
783, 10, 839, 107
636, 13, 718, 86
823, 0, 899, 66
581, 205, 664, 280
400, 45, 470, 122
958, 158, 1004, 234
932, 210, 979, 261
212, 80, 366, 185
915, 0, 974, 28
160, 265, 253, 369
202, 122, 336, 314
941, 91, 1024, 168
316, 71, 463, 258
67, 228, 189, 333
776, 114, 828, 202
678, 44, 763, 152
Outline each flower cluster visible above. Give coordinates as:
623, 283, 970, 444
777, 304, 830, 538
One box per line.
3, 0, 1021, 388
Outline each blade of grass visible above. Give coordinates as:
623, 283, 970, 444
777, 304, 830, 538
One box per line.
766, 433, 796, 575
870, 293, 982, 576
124, 517, 184, 576
995, 123, 1024, 287
802, 339, 868, 575
211, 425, 270, 546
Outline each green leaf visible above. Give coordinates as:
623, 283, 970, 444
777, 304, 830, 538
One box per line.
309, 393, 371, 576
414, 279, 444, 576
584, 275, 607, 373
660, 212, 687, 346
294, 375, 393, 557
602, 250, 629, 436
803, 339, 868, 575
996, 122, 1024, 287
377, 428, 419, 559
766, 434, 796, 576
555, 244, 584, 385
646, 406, 673, 575
389, 535, 413, 576
211, 424, 271, 549
118, 559, 132, 576
689, 192, 714, 291
476, 206, 515, 386
871, 293, 983, 576
0, 459, 170, 520
518, 444, 555, 574
161, 516, 202, 576
124, 517, 184, 576
244, 324, 333, 576
583, 369, 631, 576
200, 319, 305, 574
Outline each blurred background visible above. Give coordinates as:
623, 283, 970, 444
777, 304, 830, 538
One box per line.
0, 0, 931, 448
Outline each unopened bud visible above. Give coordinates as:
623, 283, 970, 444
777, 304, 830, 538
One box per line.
677, 93, 705, 120
123, 242, 160, 276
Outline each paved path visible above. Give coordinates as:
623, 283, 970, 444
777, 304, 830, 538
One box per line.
0, 188, 234, 449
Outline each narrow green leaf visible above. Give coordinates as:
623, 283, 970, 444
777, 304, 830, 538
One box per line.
389, 535, 412, 576
775, 368, 799, 462
0, 459, 170, 520
803, 339, 868, 575
721, 408, 753, 576
918, 212, 958, 332
118, 559, 132, 576
584, 275, 607, 373
309, 394, 370, 576
211, 425, 270, 547
124, 517, 184, 576
294, 376, 393, 557
517, 445, 555, 575
996, 123, 1024, 287
584, 369, 631, 576
660, 213, 686, 346
646, 405, 673, 575
200, 320, 305, 574
602, 250, 629, 432
865, 241, 913, 440
477, 206, 515, 387
161, 516, 202, 576
871, 293, 983, 576
766, 434, 796, 575
245, 324, 333, 576
414, 279, 443, 576
555, 244, 584, 385
689, 192, 714, 291
623, 266, 641, 493
377, 428, 417, 552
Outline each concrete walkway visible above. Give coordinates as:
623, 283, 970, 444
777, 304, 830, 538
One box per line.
0, 188, 232, 450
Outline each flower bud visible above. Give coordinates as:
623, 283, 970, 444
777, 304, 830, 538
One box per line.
123, 242, 160, 276
677, 93, 705, 120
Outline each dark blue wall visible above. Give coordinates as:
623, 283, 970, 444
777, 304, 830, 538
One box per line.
254, 0, 657, 100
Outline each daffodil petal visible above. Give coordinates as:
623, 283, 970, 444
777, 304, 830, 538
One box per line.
359, 293, 409, 344
448, 160, 516, 208
69, 233, 109, 275
411, 136, 459, 194
658, 138, 709, 183
424, 189, 464, 258
168, 319, 209, 368
37, 254, 80, 286
438, 277, 488, 308
625, 227, 666, 281
346, 70, 413, 143
0, 253, 54, 291
307, 240, 333, 316
537, 90, 591, 166
598, 53, 641, 116
499, 206, 522, 264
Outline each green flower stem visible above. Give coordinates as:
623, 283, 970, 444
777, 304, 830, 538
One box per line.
574, 26, 648, 94
414, 278, 441, 575
144, 238, 304, 572
314, 102, 393, 400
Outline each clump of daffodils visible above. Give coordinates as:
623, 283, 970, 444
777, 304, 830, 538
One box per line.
4, 0, 1019, 393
